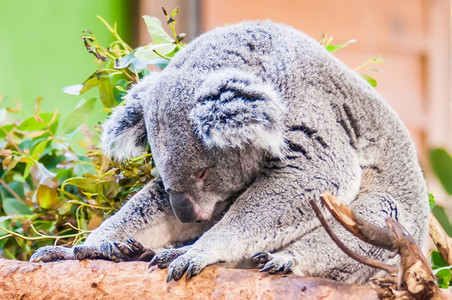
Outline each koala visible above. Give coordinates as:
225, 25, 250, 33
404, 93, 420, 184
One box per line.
31, 20, 429, 284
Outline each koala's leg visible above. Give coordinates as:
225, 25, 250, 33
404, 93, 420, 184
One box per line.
30, 178, 210, 263
253, 192, 400, 284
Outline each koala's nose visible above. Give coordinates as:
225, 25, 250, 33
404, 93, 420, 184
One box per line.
169, 192, 197, 223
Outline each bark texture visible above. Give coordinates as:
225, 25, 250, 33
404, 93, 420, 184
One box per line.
0, 258, 380, 300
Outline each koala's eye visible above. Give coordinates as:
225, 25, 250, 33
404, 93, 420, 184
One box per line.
196, 167, 210, 181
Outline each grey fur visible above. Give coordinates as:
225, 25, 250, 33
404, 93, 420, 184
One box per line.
31, 21, 429, 284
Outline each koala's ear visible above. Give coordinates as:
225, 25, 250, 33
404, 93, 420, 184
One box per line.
100, 74, 158, 161
189, 70, 286, 158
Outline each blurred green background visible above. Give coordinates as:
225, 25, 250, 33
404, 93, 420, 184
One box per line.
0, 0, 134, 126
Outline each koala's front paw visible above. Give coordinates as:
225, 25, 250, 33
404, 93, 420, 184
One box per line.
30, 245, 75, 262
251, 251, 295, 274
75, 238, 155, 262
150, 246, 214, 282
149, 247, 189, 270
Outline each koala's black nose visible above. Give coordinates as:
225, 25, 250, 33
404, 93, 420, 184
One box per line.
169, 192, 197, 223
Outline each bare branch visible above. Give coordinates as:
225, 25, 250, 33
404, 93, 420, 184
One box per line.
308, 199, 398, 275
320, 192, 398, 251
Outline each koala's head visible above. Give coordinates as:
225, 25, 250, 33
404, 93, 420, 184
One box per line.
101, 69, 286, 223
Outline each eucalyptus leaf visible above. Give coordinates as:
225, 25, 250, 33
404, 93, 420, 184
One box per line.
62, 97, 97, 134
142, 16, 174, 44
430, 148, 452, 195
2, 197, 32, 216
324, 39, 356, 53
432, 205, 452, 237
429, 193, 436, 210
134, 43, 176, 61
359, 73, 377, 87
18, 113, 55, 131
31, 140, 48, 160
63, 177, 97, 194
36, 185, 58, 209
0, 217, 11, 236
436, 268, 451, 288
99, 78, 115, 108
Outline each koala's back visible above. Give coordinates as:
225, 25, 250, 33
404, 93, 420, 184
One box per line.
166, 21, 429, 246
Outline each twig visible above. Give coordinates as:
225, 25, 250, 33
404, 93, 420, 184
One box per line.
320, 192, 397, 251
308, 199, 398, 275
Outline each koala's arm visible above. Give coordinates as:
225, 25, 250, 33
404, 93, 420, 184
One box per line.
30, 178, 209, 262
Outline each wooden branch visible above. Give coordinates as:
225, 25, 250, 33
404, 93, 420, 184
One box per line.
309, 198, 398, 275
0, 258, 382, 299
385, 218, 437, 297
320, 192, 398, 251
315, 192, 444, 300
429, 212, 452, 266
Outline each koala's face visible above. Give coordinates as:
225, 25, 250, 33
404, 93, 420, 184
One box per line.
146, 70, 285, 223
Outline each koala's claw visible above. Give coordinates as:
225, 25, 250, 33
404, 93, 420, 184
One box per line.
151, 246, 211, 282
30, 245, 74, 262
251, 251, 269, 263
149, 247, 188, 269
75, 239, 155, 262
252, 251, 294, 274
165, 254, 205, 282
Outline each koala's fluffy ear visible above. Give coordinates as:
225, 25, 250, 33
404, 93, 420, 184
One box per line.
189, 70, 286, 158
100, 74, 158, 161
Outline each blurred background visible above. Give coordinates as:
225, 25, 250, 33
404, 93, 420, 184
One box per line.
0, 0, 450, 174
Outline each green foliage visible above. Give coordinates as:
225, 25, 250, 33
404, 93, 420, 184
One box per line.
0, 8, 184, 260
429, 147, 452, 287
430, 148, 452, 195
320, 35, 383, 87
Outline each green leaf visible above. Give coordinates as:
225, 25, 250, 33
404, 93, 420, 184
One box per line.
359, 73, 377, 87
0, 125, 14, 139
96, 181, 119, 199
324, 39, 356, 53
98, 78, 115, 108
432, 205, 452, 237
73, 162, 96, 177
36, 185, 58, 209
62, 97, 97, 134
63, 177, 97, 194
0, 181, 25, 200
142, 16, 174, 44
429, 193, 436, 210
31, 140, 48, 160
436, 268, 451, 288
113, 79, 129, 103
0, 217, 12, 236
134, 43, 176, 61
17, 113, 55, 131
430, 148, 452, 195
57, 202, 73, 215
56, 169, 74, 184
2, 197, 32, 215
431, 250, 448, 268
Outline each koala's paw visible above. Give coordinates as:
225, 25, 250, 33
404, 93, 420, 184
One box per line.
149, 247, 189, 270
74, 238, 155, 262
30, 245, 75, 262
150, 246, 215, 282
251, 252, 295, 274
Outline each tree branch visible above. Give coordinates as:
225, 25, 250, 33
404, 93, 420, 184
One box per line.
309, 198, 398, 275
